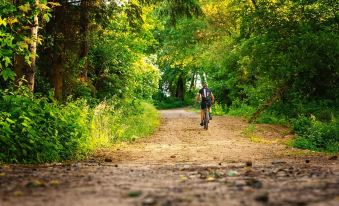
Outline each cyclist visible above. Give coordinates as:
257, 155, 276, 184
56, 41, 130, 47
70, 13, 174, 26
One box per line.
196, 83, 215, 126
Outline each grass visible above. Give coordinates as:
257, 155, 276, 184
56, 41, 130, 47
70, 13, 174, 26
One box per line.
242, 124, 266, 143
89, 101, 160, 150
120, 102, 160, 141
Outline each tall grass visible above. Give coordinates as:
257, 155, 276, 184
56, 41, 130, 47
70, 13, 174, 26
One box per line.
89, 100, 159, 147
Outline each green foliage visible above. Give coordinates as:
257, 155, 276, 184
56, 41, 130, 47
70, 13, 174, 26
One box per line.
255, 111, 289, 126
1, 0, 338, 161
115, 101, 159, 142
0, 1, 25, 81
293, 118, 339, 152
89, 99, 159, 145
0, 0, 58, 84
131, 56, 160, 100
154, 98, 190, 109
199, 0, 338, 107
227, 100, 256, 119
84, 4, 160, 100
185, 0, 339, 152
293, 116, 314, 136
212, 102, 228, 116
0, 88, 90, 163
0, 86, 159, 163
153, 91, 196, 109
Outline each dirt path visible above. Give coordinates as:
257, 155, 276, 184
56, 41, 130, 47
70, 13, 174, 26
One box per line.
1, 109, 338, 206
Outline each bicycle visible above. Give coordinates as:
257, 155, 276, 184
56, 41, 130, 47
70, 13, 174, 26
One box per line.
203, 101, 209, 130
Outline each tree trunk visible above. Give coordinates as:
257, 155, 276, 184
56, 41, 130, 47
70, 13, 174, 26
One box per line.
189, 72, 195, 92
79, 0, 90, 79
176, 75, 184, 101
13, 55, 25, 83
27, 0, 39, 91
53, 53, 64, 101
249, 84, 288, 123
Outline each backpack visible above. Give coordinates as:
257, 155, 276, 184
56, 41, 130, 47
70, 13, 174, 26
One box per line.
201, 88, 212, 101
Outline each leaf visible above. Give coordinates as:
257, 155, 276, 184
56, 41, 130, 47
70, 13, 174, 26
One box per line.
7, 17, 18, 25
18, 3, 31, 13
24, 36, 31, 44
4, 56, 11, 67
25, 54, 32, 65
3, 36, 14, 47
0, 17, 7, 26
21, 26, 31, 30
17, 41, 29, 51
47, 2, 61, 8
128, 190, 142, 197
13, 191, 23, 196
43, 13, 51, 22
227, 170, 238, 177
37, 3, 50, 11
6, 118, 15, 124
49, 180, 60, 187
206, 176, 215, 181
0, 68, 16, 81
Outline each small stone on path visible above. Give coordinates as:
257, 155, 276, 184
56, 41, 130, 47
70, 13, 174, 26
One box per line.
254, 192, 269, 202
104, 158, 112, 162
272, 160, 287, 165
246, 178, 262, 189
143, 197, 156, 205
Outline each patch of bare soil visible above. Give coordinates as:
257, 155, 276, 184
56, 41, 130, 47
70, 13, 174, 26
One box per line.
1, 109, 338, 206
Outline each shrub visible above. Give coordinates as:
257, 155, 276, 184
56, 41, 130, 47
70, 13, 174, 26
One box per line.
0, 90, 90, 163
212, 102, 228, 115
0, 89, 160, 163
292, 116, 313, 136
293, 117, 339, 152
227, 100, 256, 118
256, 111, 289, 125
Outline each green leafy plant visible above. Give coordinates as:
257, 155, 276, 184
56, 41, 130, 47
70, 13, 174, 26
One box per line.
293, 116, 339, 152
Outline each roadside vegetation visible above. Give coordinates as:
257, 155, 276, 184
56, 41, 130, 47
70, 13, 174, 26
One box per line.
0, 0, 165, 163
0, 0, 338, 163
153, 0, 338, 152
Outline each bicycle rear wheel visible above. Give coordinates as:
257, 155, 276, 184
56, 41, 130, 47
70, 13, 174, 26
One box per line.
204, 109, 209, 130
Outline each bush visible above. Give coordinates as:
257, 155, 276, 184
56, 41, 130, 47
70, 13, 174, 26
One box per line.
256, 111, 289, 125
227, 100, 256, 118
212, 102, 228, 115
0, 89, 160, 163
292, 116, 313, 136
293, 117, 339, 152
0, 90, 91, 163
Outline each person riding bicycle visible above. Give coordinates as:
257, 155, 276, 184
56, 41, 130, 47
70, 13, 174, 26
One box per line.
196, 83, 215, 126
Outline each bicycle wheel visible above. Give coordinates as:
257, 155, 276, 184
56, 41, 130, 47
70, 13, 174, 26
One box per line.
204, 109, 209, 130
